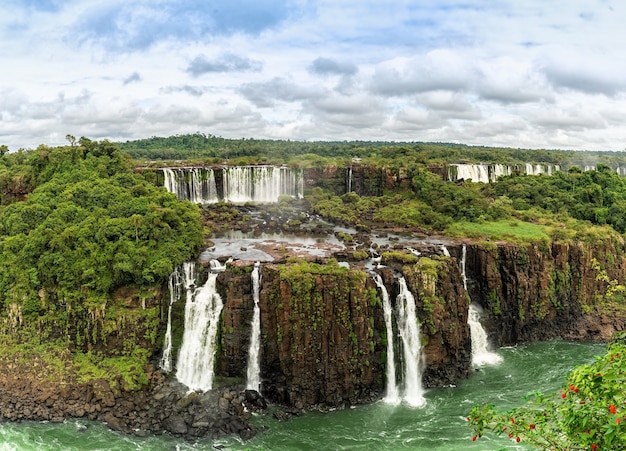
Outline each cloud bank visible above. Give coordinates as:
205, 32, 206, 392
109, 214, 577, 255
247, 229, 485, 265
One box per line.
1, 0, 625, 151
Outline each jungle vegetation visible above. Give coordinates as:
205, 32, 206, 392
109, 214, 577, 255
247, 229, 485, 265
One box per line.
0, 138, 203, 388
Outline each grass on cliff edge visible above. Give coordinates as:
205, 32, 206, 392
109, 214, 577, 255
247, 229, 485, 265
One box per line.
0, 335, 150, 391
447, 219, 550, 241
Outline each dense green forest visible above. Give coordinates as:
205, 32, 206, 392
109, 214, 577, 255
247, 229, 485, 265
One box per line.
0, 138, 203, 332
118, 133, 626, 169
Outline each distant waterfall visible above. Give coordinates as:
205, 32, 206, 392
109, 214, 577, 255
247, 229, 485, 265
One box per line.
525, 163, 560, 176
223, 166, 303, 203
449, 164, 490, 183
460, 245, 501, 366
246, 263, 262, 391
176, 260, 224, 391
448, 163, 560, 183
396, 277, 425, 407
163, 168, 218, 203
373, 274, 399, 404
460, 244, 468, 291
162, 166, 303, 204
347, 166, 353, 193
441, 245, 450, 257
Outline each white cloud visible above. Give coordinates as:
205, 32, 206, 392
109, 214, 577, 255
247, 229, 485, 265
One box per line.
1, 0, 626, 151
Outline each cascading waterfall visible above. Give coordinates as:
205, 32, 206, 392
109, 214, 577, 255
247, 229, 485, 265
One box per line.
176, 260, 225, 392
468, 304, 503, 366
460, 244, 468, 291
396, 277, 426, 407
163, 168, 218, 203
460, 244, 502, 366
441, 244, 450, 257
347, 166, 353, 193
160, 268, 182, 372
448, 163, 561, 183
373, 274, 399, 404
246, 262, 262, 391
450, 164, 490, 183
223, 166, 303, 203
162, 166, 303, 203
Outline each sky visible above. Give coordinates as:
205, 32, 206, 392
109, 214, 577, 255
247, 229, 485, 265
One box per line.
1, 0, 626, 151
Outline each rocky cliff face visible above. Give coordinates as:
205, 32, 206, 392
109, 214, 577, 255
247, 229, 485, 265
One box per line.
213, 238, 626, 411
459, 239, 626, 345
216, 255, 472, 409
3, 235, 626, 435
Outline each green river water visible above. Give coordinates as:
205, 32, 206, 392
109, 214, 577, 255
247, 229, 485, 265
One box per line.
0, 341, 605, 451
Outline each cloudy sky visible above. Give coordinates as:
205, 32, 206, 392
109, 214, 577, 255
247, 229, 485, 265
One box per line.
1, 0, 625, 151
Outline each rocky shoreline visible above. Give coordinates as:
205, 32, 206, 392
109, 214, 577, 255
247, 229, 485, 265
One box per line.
0, 361, 260, 440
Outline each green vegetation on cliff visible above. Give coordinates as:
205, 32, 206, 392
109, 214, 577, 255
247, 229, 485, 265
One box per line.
0, 139, 203, 389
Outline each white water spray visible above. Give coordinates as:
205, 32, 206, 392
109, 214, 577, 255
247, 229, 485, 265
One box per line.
441, 245, 450, 257
468, 303, 502, 366
176, 261, 224, 391
373, 274, 399, 404
396, 277, 425, 407
246, 262, 262, 391
460, 245, 501, 366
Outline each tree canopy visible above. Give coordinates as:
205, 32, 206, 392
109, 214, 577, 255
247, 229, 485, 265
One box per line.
0, 139, 203, 312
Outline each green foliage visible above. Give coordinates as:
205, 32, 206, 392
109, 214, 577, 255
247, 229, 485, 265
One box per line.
468, 337, 626, 450
73, 348, 150, 390
448, 219, 550, 242
0, 141, 203, 308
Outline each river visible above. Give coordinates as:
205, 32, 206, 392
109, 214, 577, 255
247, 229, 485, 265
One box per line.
0, 340, 604, 450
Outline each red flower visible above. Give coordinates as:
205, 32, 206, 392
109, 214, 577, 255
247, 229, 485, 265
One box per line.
610, 404, 617, 414
585, 429, 591, 434
617, 417, 621, 425
562, 392, 567, 398
570, 384, 575, 391
472, 436, 477, 442
516, 437, 521, 443
466, 417, 471, 422
511, 417, 515, 423
529, 424, 536, 429
591, 444, 598, 450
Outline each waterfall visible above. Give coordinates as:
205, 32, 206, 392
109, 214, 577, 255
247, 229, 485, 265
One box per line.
162, 166, 303, 203
468, 303, 503, 366
396, 277, 425, 407
460, 244, 468, 291
160, 268, 183, 372
347, 166, 353, 193
441, 245, 450, 257
460, 245, 502, 366
449, 164, 490, 183
162, 168, 218, 203
373, 274, 399, 404
246, 262, 262, 391
223, 166, 303, 203
176, 261, 224, 392
490, 164, 511, 182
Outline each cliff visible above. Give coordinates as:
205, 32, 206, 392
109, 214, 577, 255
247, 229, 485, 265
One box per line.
212, 238, 626, 411
462, 239, 626, 345
1, 236, 626, 436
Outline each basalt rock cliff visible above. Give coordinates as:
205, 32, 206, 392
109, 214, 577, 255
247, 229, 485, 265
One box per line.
209, 237, 626, 411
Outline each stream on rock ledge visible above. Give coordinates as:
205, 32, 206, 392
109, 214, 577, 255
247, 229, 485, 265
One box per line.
0, 341, 604, 450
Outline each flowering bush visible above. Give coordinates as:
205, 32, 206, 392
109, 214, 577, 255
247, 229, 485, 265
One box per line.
468, 334, 626, 450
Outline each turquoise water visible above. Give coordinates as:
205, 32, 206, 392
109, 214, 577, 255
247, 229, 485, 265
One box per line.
0, 341, 605, 451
